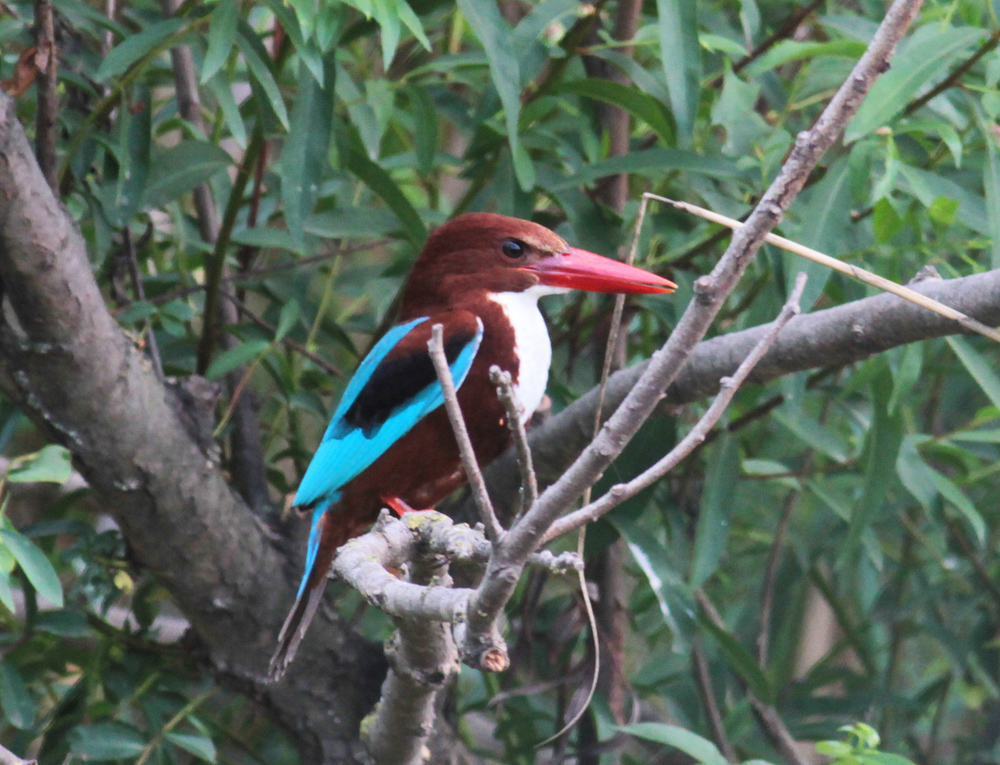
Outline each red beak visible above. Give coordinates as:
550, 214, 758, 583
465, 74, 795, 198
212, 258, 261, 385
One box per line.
523, 247, 677, 294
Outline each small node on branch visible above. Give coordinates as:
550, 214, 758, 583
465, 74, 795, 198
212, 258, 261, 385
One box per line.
482, 647, 509, 673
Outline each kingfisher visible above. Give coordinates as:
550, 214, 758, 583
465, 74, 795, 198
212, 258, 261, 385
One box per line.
269, 213, 675, 679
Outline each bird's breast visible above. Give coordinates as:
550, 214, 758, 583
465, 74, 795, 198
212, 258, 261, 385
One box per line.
487, 288, 553, 424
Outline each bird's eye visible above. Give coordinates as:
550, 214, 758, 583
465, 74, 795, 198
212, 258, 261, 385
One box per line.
501, 239, 526, 259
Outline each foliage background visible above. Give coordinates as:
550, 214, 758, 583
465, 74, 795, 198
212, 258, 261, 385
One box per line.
1, 0, 1000, 762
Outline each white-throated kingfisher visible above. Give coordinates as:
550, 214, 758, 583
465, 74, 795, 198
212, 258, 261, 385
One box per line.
269, 213, 675, 679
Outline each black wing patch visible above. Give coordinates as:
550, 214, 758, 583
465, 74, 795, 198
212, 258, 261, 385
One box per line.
338, 331, 476, 438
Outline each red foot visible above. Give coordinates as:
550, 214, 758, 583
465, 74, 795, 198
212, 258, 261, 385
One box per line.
382, 496, 433, 516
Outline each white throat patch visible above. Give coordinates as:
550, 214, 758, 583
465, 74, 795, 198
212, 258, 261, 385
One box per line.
488, 285, 563, 424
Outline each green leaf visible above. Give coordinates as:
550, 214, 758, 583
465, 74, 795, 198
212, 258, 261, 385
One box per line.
789, 153, 854, 309
347, 148, 427, 245
689, 434, 739, 588
929, 470, 985, 544
207, 75, 248, 148
205, 339, 271, 381
457, 0, 531, 190
201, 0, 239, 83
0, 571, 14, 613
6, 444, 72, 484
115, 84, 152, 224
96, 18, 184, 81
70, 722, 147, 761
305, 208, 400, 238
859, 753, 919, 765
711, 66, 772, 158
774, 405, 848, 462
617, 723, 728, 765
846, 27, 985, 141
393, 0, 430, 52
557, 79, 675, 145
888, 343, 923, 414
35, 609, 91, 637
617, 522, 696, 653
405, 85, 439, 175
0, 661, 35, 730
552, 148, 743, 189
946, 336, 1000, 412
698, 608, 774, 702
844, 368, 904, 561
744, 39, 866, 77
0, 525, 64, 607
656, 0, 701, 143
275, 300, 300, 342
236, 23, 290, 130
230, 227, 304, 254
143, 142, 233, 210
282, 59, 334, 247
166, 732, 217, 763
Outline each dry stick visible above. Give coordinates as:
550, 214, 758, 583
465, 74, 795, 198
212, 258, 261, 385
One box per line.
545, 273, 808, 543
489, 366, 538, 520
657, 195, 1000, 344
461, 0, 922, 668
428, 324, 505, 543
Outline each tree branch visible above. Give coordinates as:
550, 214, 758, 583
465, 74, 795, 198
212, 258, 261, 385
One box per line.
429, 323, 505, 542
363, 518, 460, 765
0, 88, 386, 765
489, 366, 537, 521
481, 264, 998, 520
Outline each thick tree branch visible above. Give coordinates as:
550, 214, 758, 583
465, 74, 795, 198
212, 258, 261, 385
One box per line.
0, 89, 385, 765
363, 518, 460, 765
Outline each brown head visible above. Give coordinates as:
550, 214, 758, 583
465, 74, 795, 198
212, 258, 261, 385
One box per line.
399, 213, 675, 316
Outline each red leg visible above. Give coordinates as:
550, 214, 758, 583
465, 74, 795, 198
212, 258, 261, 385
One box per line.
382, 496, 435, 516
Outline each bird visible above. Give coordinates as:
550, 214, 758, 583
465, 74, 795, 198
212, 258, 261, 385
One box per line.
268, 212, 675, 679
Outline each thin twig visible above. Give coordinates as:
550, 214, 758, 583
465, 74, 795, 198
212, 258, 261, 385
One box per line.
428, 324, 504, 543
658, 195, 1000, 343
123, 227, 163, 380
223, 293, 341, 377
544, 273, 807, 543
904, 29, 1000, 115
33, 0, 57, 192
696, 591, 807, 765
756, 489, 798, 666
489, 366, 538, 521
727, 0, 825, 80
117, 239, 393, 310
692, 638, 738, 762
